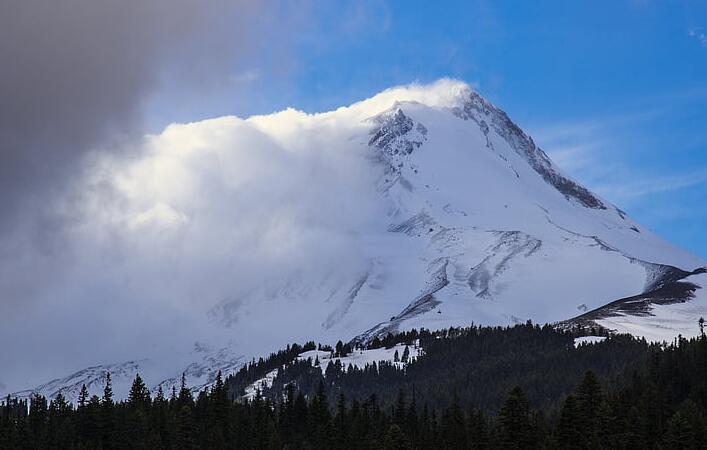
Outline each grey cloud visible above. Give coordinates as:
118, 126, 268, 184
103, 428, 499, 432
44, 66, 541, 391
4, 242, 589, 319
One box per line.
0, 0, 387, 394
0, 0, 266, 235
0, 0, 279, 311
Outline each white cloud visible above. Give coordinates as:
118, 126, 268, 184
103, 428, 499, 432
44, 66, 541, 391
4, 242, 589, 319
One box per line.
689, 29, 707, 47
229, 69, 260, 84
533, 106, 707, 208
593, 170, 707, 204
0, 79, 474, 390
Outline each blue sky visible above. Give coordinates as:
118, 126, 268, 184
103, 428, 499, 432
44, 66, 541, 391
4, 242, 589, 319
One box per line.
150, 0, 707, 258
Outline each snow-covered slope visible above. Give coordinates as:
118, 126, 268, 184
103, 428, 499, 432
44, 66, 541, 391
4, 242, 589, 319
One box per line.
243, 342, 422, 400
10, 342, 244, 403
209, 80, 704, 344
8, 79, 705, 402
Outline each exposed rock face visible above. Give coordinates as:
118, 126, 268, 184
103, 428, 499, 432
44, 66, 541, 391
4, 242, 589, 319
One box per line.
369, 108, 428, 158
10, 80, 706, 402
454, 92, 607, 209
560, 267, 707, 331
368, 107, 428, 192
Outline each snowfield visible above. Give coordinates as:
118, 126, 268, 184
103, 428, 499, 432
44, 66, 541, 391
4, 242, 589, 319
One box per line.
595, 273, 707, 342
6, 79, 705, 403
9, 342, 245, 404
243, 342, 423, 400
243, 368, 279, 401
299, 342, 423, 375
573, 336, 608, 348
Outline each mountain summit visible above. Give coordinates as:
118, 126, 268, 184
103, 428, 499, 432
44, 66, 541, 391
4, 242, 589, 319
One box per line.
8, 79, 706, 401
211, 79, 705, 343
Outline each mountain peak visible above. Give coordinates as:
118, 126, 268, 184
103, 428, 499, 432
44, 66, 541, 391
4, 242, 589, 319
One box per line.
6, 79, 705, 403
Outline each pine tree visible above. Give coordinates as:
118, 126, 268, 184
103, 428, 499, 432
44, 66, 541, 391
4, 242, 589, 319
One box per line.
77, 384, 89, 409
664, 399, 705, 450
334, 393, 348, 448
152, 385, 170, 449
83, 395, 102, 445
209, 370, 230, 446
336, 340, 344, 357
664, 411, 695, 449
48, 393, 73, 448
102, 372, 114, 406
406, 387, 419, 447
496, 386, 535, 449
383, 424, 411, 450
101, 372, 115, 449
440, 395, 466, 449
468, 409, 490, 449
292, 391, 309, 447
310, 381, 332, 448
556, 394, 582, 449
28, 394, 48, 448
576, 370, 604, 444
155, 385, 166, 403
128, 373, 151, 409
401, 345, 410, 363
393, 390, 407, 426
176, 405, 196, 450
178, 373, 193, 408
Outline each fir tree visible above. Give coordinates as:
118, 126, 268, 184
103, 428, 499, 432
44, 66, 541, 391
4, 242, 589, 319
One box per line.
102, 372, 114, 406
101, 373, 115, 449
178, 373, 193, 408
664, 410, 695, 449
128, 373, 151, 409
77, 384, 89, 409
556, 394, 582, 449
576, 370, 604, 443
28, 394, 48, 448
176, 405, 196, 450
383, 424, 411, 450
401, 345, 410, 363
440, 395, 467, 449
210, 370, 230, 446
496, 386, 535, 449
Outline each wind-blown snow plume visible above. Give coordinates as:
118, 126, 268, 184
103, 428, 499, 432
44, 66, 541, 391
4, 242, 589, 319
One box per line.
0, 81, 461, 391
0, 0, 299, 390
2, 79, 705, 400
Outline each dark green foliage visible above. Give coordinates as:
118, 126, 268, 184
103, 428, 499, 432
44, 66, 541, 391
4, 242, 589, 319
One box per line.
242, 323, 647, 414
496, 387, 535, 449
6, 325, 707, 448
555, 394, 582, 448
128, 373, 151, 409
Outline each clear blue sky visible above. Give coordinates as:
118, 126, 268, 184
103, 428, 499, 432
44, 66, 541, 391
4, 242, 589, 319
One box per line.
151, 0, 707, 259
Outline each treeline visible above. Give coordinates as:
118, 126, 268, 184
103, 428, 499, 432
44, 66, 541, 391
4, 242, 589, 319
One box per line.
4, 325, 707, 448
229, 323, 647, 413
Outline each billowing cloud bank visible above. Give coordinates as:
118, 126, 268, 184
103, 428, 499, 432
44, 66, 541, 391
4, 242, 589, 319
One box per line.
0, 79, 470, 390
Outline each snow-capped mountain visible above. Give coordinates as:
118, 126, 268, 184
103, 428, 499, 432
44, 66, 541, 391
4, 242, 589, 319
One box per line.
208, 80, 704, 344
10, 342, 244, 403
9, 79, 705, 402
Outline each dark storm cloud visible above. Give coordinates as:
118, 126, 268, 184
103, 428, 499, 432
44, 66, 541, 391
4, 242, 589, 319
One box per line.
0, 0, 261, 234
0, 0, 313, 391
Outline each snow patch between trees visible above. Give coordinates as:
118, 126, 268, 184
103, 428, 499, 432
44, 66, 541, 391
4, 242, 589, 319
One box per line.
573, 336, 607, 347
